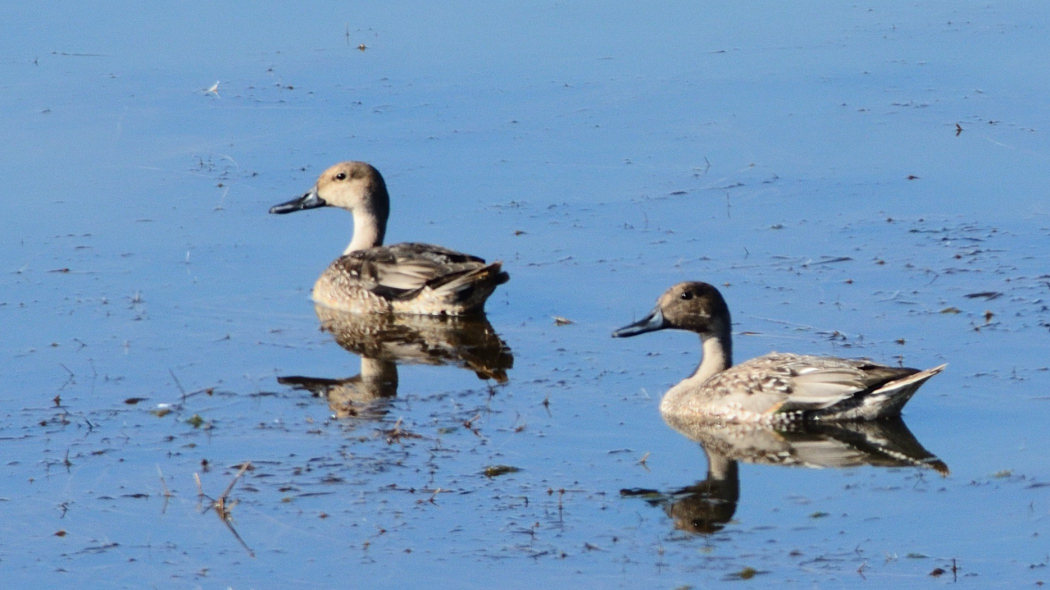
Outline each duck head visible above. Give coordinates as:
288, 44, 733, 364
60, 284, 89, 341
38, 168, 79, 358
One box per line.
270, 161, 391, 252
613, 281, 731, 339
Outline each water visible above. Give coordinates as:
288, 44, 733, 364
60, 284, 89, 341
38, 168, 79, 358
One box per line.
2, 1, 1049, 587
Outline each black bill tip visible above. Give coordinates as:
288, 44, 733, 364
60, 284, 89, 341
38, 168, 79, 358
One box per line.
612, 308, 667, 338
269, 189, 326, 214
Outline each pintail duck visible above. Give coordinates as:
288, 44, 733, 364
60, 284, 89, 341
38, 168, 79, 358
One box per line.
613, 282, 946, 423
270, 161, 508, 315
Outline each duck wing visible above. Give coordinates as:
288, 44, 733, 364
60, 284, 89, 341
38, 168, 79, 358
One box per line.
334, 242, 507, 300
710, 353, 943, 420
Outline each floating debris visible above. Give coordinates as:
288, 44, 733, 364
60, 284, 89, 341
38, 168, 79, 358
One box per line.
483, 465, 521, 478
808, 256, 853, 266
965, 291, 1002, 300
726, 566, 763, 580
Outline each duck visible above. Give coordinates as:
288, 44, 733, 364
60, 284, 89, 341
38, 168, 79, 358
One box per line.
270, 161, 508, 315
613, 281, 946, 423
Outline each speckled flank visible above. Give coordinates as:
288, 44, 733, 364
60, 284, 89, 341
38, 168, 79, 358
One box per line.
270, 161, 508, 315
614, 281, 945, 424
659, 353, 945, 423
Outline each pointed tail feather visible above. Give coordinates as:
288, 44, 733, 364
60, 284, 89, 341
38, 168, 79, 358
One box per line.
870, 364, 946, 397
862, 363, 947, 419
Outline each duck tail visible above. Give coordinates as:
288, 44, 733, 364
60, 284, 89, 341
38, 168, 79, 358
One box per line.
862, 363, 947, 419
421, 261, 508, 313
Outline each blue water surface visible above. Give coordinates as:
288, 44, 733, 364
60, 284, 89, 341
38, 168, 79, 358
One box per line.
1, 1, 1048, 588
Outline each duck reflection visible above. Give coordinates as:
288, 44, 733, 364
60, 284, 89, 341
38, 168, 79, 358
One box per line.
278, 305, 513, 419
622, 416, 947, 535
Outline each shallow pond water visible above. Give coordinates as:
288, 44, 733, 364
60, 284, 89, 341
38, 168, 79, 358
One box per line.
3, 2, 1050, 588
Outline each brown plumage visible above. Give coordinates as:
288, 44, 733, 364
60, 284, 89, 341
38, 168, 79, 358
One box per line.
271, 161, 508, 315
613, 281, 946, 423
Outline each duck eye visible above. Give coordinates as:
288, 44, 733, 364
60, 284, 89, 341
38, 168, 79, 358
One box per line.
335, 172, 347, 181
680, 291, 693, 300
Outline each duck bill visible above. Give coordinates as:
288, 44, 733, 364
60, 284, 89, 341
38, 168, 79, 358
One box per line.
269, 188, 327, 214
612, 307, 668, 338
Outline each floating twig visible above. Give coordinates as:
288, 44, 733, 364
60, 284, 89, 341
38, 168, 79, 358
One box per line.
195, 462, 255, 557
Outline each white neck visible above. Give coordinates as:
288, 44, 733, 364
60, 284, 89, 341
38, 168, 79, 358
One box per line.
660, 331, 732, 414
345, 208, 386, 253
692, 331, 732, 383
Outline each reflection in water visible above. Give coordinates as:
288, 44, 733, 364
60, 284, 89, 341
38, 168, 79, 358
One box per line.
623, 417, 948, 535
278, 306, 513, 419
278, 358, 399, 419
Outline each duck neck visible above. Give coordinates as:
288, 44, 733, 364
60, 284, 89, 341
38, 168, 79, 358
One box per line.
345, 208, 387, 253
345, 182, 390, 253
691, 328, 733, 384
